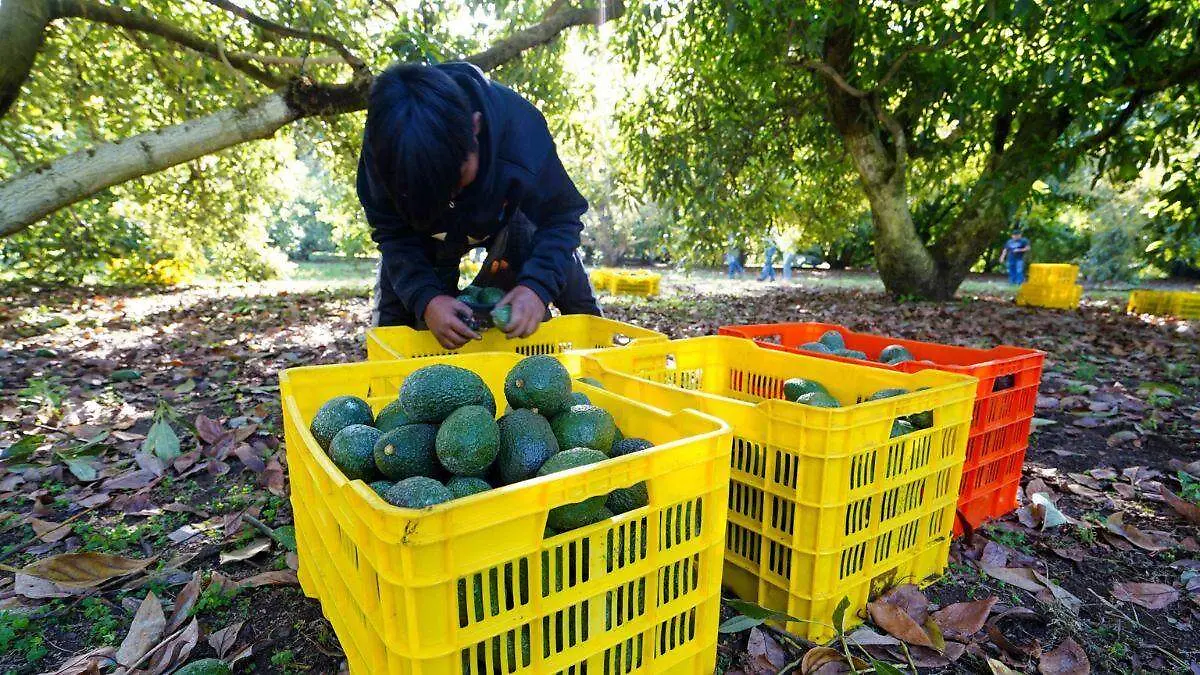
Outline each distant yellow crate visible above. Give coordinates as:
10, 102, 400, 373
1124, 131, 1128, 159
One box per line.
1025, 264, 1078, 286
592, 269, 662, 297
1129, 289, 1200, 319
366, 315, 666, 360
1170, 291, 1200, 319
283, 352, 731, 674
1016, 283, 1082, 309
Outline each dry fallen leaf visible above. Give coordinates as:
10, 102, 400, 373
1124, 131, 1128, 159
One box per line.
989, 657, 1024, 675
219, 538, 271, 565
1161, 486, 1200, 525
117, 593, 166, 667
207, 621, 244, 660
867, 600, 936, 648
39, 647, 116, 675
136, 617, 200, 675
1111, 582, 1179, 610
237, 569, 298, 589
982, 566, 1047, 593
1106, 512, 1177, 552
932, 596, 997, 639
877, 583, 929, 623
1039, 637, 1089, 675
166, 573, 201, 633
746, 626, 787, 673
19, 552, 154, 588
14, 573, 73, 599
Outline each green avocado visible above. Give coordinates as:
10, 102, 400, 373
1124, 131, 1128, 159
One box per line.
399, 364, 495, 423
799, 341, 831, 354
610, 437, 654, 457
505, 355, 573, 418
329, 424, 382, 481
310, 395, 373, 450
446, 476, 492, 499
550, 405, 617, 455
373, 423, 439, 481
817, 330, 846, 351
436, 405, 500, 475
795, 391, 840, 408
382, 476, 453, 508
374, 399, 412, 433
879, 344, 915, 364
783, 378, 827, 401
495, 408, 559, 485
537, 448, 609, 531
607, 482, 649, 515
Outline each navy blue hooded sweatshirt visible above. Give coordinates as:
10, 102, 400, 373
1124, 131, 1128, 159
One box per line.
357, 62, 588, 320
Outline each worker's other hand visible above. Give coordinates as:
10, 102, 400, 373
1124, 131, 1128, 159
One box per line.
423, 295, 481, 350
496, 285, 545, 339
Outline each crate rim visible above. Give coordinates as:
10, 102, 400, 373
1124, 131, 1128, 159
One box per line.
583, 335, 979, 417
718, 322, 1046, 372
280, 354, 731, 520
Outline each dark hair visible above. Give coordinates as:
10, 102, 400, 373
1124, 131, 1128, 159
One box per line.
365, 64, 476, 230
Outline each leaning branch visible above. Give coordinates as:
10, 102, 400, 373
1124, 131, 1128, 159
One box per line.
799, 58, 868, 98
470, 1, 624, 70
202, 0, 367, 74
1, 1, 614, 235
50, 0, 286, 87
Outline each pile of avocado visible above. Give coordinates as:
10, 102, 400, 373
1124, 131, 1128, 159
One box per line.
799, 329, 915, 365
782, 375, 934, 438
308, 356, 654, 534
456, 284, 511, 331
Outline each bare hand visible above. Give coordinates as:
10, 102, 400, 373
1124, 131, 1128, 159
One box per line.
495, 285, 545, 339
423, 295, 481, 349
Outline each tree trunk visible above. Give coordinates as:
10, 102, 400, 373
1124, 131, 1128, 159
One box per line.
0, 0, 53, 117
0, 93, 296, 236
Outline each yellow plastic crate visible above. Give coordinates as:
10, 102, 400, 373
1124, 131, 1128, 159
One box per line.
1127, 289, 1172, 316
593, 269, 662, 297
366, 315, 666, 360
1169, 291, 1200, 319
282, 352, 731, 674
570, 336, 975, 643
1025, 263, 1078, 285
1016, 282, 1082, 309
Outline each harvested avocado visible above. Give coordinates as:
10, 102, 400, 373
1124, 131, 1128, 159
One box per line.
537, 448, 609, 530
495, 409, 559, 484
879, 344, 914, 364
550, 405, 617, 455
567, 391, 591, 406
374, 399, 412, 433
795, 391, 840, 408
368, 480, 394, 496
799, 341, 832, 354
310, 395, 373, 450
834, 348, 868, 360
400, 364, 495, 423
436, 405, 500, 475
606, 482, 649, 514
611, 437, 654, 457
868, 387, 909, 401
907, 410, 934, 430
505, 355, 573, 418
490, 304, 512, 330
477, 286, 506, 305
373, 423, 439, 481
783, 378, 827, 401
329, 424, 382, 481
383, 476, 453, 508
890, 419, 916, 438
817, 330, 846, 351
446, 476, 492, 499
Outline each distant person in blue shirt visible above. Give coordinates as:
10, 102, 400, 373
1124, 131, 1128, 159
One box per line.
1000, 230, 1031, 285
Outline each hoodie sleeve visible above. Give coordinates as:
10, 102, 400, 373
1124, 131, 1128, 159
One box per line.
515, 143, 588, 305
356, 151, 447, 321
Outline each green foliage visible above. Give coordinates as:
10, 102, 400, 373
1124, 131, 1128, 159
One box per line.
81, 598, 121, 646
0, 611, 48, 666
1179, 471, 1200, 505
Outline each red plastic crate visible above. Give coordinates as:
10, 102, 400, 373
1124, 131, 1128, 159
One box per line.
718, 323, 1045, 534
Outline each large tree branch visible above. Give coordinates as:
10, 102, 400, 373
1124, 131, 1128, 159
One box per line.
800, 58, 867, 99
0, 2, 612, 236
1071, 90, 1147, 155
0, 0, 54, 117
201, 0, 367, 74
50, 0, 287, 87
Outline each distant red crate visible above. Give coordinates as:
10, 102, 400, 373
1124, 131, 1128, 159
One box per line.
718, 323, 1045, 534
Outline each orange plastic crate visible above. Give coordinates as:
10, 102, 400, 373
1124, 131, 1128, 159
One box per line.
717, 323, 1044, 534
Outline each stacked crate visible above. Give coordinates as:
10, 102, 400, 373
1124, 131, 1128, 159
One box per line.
1016, 263, 1082, 309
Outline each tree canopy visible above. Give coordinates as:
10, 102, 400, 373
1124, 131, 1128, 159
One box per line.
618, 0, 1200, 296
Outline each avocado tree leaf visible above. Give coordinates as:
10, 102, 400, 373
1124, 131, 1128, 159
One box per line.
872, 660, 907, 675
1, 434, 44, 463
63, 456, 100, 482
724, 597, 803, 623
19, 552, 154, 588
717, 614, 763, 634
831, 595, 851, 634
142, 419, 181, 462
